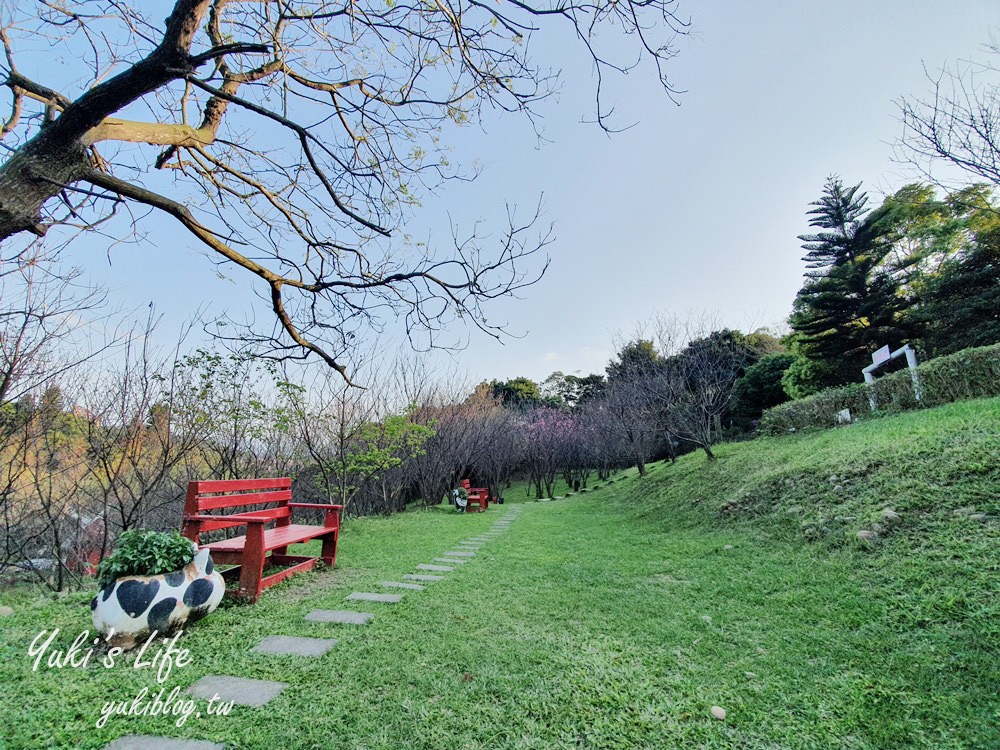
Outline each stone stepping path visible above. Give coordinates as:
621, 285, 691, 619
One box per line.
105, 506, 527, 748
346, 592, 402, 603
252, 635, 337, 657
305, 609, 374, 625
103, 738, 224, 750
188, 675, 287, 707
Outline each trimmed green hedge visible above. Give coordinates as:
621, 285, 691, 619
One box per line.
757, 343, 1000, 435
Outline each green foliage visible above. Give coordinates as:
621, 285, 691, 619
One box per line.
798, 176, 871, 269
780, 347, 832, 399
731, 352, 796, 420
489, 377, 545, 408
904, 189, 1000, 356
177, 350, 297, 441
605, 338, 661, 382
541, 371, 606, 408
788, 177, 912, 393
318, 406, 435, 504
95, 529, 195, 587
759, 343, 1000, 435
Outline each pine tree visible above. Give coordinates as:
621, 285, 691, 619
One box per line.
799, 177, 871, 270
787, 178, 908, 394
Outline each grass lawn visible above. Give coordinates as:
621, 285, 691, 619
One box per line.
1, 399, 998, 749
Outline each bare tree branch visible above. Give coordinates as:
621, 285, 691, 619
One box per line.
0, 0, 688, 380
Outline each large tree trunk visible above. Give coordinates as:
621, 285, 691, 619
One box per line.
0, 0, 211, 242
0, 133, 90, 237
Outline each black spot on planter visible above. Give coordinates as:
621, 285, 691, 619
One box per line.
116, 579, 160, 618
164, 570, 186, 587
90, 596, 98, 611
183, 578, 215, 608
205, 556, 214, 576
147, 597, 176, 634
101, 582, 115, 602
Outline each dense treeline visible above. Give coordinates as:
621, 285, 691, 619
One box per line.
785, 180, 1000, 396
3, 175, 998, 591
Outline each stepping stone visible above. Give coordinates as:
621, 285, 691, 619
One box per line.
346, 592, 402, 603
380, 581, 425, 590
305, 609, 374, 625
402, 574, 444, 582
188, 675, 287, 707
417, 564, 453, 572
103, 738, 224, 750
434, 558, 467, 565
443, 550, 476, 557
252, 635, 338, 657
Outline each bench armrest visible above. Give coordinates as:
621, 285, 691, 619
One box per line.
288, 503, 342, 529
288, 503, 344, 511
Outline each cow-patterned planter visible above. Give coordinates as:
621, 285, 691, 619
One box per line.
91, 545, 225, 650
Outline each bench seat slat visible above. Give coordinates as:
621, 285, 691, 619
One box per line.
202, 524, 334, 553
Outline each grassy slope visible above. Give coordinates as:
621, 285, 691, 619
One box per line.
0, 398, 997, 749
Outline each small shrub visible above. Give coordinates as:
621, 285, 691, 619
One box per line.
96, 529, 195, 586
758, 343, 1000, 435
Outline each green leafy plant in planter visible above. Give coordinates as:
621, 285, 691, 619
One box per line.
96, 529, 195, 586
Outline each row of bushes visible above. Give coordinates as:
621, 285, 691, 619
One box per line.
757, 343, 1000, 435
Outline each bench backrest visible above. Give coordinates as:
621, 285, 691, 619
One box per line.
184, 478, 293, 534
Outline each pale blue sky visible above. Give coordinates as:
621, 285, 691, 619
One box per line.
58, 1, 1000, 388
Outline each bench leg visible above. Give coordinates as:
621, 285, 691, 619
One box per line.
320, 530, 339, 567
237, 523, 267, 603
237, 556, 266, 603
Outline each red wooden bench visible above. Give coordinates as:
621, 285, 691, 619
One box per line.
459, 479, 489, 512
181, 477, 342, 603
